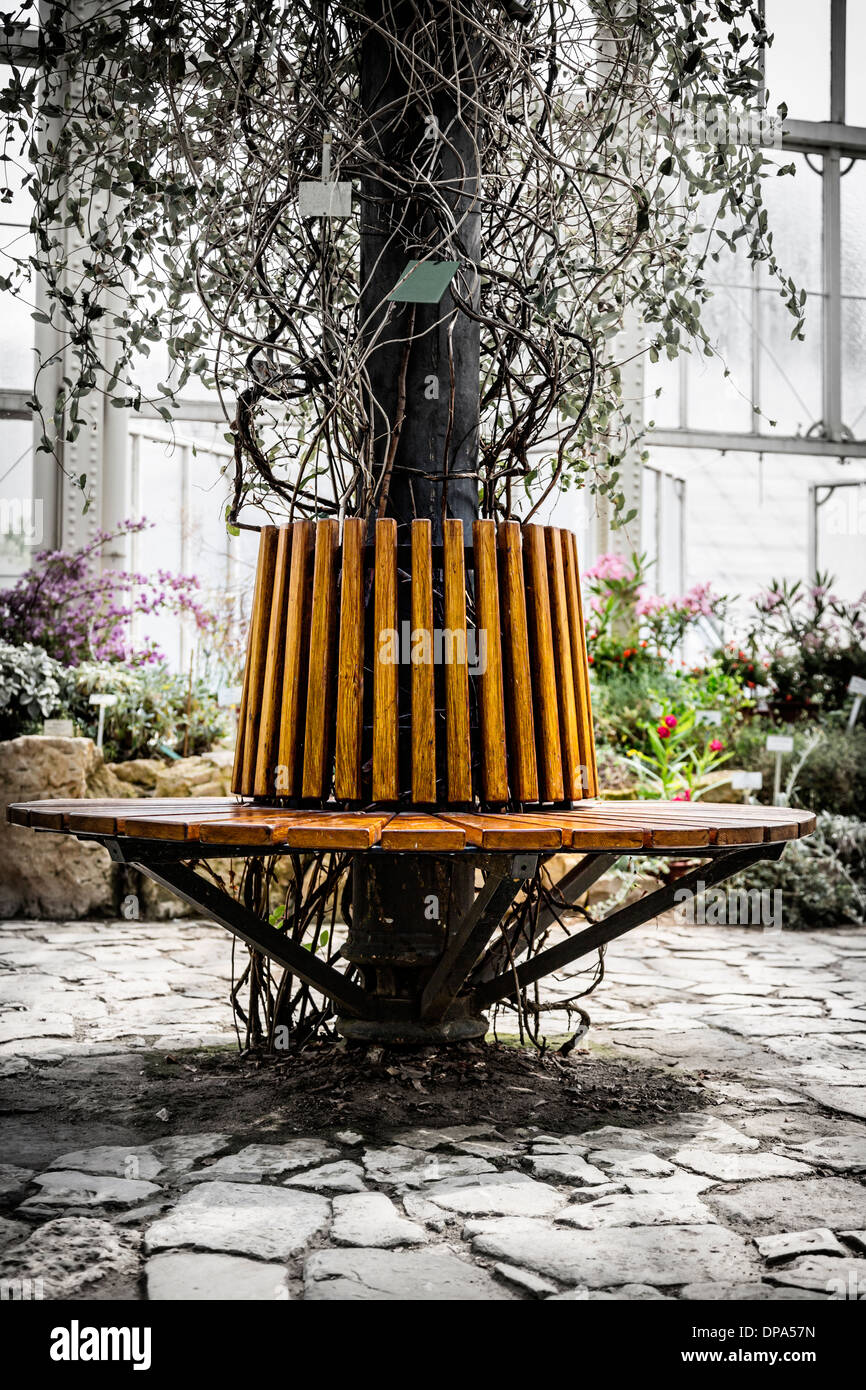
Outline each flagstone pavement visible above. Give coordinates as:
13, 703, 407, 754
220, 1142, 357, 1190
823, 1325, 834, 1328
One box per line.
0, 914, 864, 1300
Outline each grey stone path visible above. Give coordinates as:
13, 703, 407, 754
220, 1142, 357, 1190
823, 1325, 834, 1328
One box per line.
0, 914, 864, 1299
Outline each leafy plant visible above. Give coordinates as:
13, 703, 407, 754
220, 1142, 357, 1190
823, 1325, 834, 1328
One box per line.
64, 662, 227, 763
0, 641, 66, 739
725, 813, 866, 931
625, 707, 731, 800
720, 573, 866, 718
0, 2, 801, 525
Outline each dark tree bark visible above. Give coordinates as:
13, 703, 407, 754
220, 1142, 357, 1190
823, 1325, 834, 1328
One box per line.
359, 0, 480, 538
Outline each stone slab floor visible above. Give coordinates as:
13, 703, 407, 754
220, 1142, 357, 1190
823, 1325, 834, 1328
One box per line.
0, 914, 864, 1300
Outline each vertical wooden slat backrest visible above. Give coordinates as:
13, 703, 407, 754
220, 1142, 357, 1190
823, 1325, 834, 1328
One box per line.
234, 524, 279, 797
411, 519, 436, 803
232, 517, 597, 806
334, 518, 365, 801
472, 520, 508, 803
253, 525, 292, 797
523, 523, 564, 802
561, 527, 598, 797
302, 519, 339, 799
372, 517, 398, 802
277, 519, 314, 797
545, 528, 584, 801
443, 518, 472, 804
497, 521, 538, 803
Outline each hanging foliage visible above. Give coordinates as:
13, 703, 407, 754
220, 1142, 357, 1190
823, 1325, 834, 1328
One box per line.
0, 0, 799, 526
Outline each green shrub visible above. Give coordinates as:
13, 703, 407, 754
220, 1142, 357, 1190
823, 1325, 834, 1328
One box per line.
65, 663, 228, 763
0, 641, 66, 738
726, 813, 866, 930
729, 720, 866, 818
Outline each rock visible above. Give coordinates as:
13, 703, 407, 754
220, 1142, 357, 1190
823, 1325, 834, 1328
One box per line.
152, 1134, 231, 1173
334, 1131, 365, 1148
146, 1251, 289, 1301
767, 1256, 866, 1295
469, 1218, 757, 1288
0, 1216, 140, 1298
0, 1164, 34, 1200
778, 1134, 866, 1173
153, 751, 233, 799
107, 759, 163, 792
49, 1146, 163, 1181
330, 1193, 427, 1248
362, 1146, 495, 1188
840, 1230, 866, 1254
681, 1282, 828, 1301
390, 1124, 503, 1150
424, 1172, 565, 1218
145, 1182, 329, 1262
401, 1194, 451, 1230
755, 1229, 848, 1263
0, 736, 116, 918
190, 1140, 338, 1183
558, 1193, 717, 1229
0, 1216, 30, 1252
672, 1149, 814, 1181
494, 1262, 559, 1297
708, 1178, 866, 1232
565, 1182, 629, 1204
585, 1284, 674, 1300
18, 1170, 161, 1214
525, 1154, 608, 1185
305, 1248, 516, 1301
285, 1161, 367, 1194
588, 1150, 676, 1178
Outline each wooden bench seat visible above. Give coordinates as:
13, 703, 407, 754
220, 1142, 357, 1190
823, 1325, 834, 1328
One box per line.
9, 797, 816, 853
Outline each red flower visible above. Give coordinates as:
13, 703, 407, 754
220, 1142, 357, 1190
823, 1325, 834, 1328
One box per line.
709, 738, 724, 752
665, 715, 677, 728
673, 789, 692, 801
657, 725, 670, 739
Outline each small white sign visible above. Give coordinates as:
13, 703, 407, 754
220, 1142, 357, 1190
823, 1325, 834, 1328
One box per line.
298, 133, 351, 218
218, 685, 243, 707
42, 718, 74, 738
88, 693, 118, 708
696, 710, 723, 726
766, 734, 794, 753
848, 675, 866, 696
731, 770, 763, 790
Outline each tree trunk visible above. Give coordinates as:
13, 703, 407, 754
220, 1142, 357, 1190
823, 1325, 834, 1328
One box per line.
344, 1, 484, 1041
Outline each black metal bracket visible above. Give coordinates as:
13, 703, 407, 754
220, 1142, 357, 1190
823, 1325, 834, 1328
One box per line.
132, 859, 370, 1018
472, 843, 786, 1010
420, 853, 538, 1021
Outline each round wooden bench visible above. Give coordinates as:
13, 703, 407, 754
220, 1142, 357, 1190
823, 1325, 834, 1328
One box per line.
7, 519, 816, 1042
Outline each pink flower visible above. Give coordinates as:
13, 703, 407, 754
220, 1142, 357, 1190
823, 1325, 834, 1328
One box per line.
584, 553, 632, 582
657, 724, 670, 739
664, 715, 677, 728
709, 738, 724, 752
673, 789, 692, 802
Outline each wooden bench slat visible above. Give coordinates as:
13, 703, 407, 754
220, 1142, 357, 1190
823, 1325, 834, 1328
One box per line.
236, 525, 279, 796
546, 527, 584, 801
277, 519, 314, 797
334, 518, 366, 800
253, 525, 292, 797
473, 520, 508, 803
443, 518, 472, 804
411, 519, 436, 803
302, 520, 339, 799
523, 524, 564, 802
372, 518, 399, 801
440, 811, 561, 849
198, 811, 392, 849
562, 528, 598, 796
497, 521, 538, 803
380, 813, 465, 851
